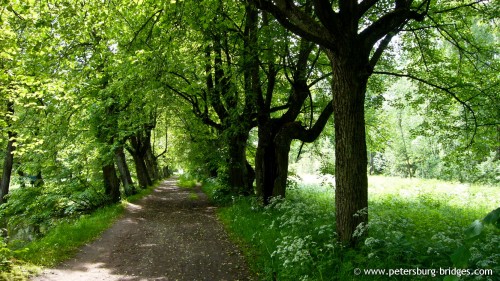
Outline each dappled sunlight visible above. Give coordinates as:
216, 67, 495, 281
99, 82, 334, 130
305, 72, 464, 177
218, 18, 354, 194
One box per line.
125, 203, 143, 213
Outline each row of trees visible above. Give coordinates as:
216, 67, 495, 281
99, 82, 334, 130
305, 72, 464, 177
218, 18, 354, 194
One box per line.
1, 0, 498, 246
0, 1, 173, 206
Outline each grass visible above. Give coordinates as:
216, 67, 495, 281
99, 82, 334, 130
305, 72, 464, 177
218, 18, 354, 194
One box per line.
178, 173, 198, 189
215, 176, 500, 281
16, 204, 124, 266
4, 182, 159, 280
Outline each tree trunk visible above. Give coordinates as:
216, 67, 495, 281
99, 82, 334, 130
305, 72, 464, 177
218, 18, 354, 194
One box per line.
145, 146, 159, 182
255, 120, 276, 204
273, 129, 294, 198
397, 111, 413, 178
369, 152, 374, 175
128, 135, 153, 188
115, 146, 136, 196
227, 133, 253, 195
246, 161, 255, 193
131, 152, 152, 188
0, 131, 15, 205
0, 101, 15, 205
329, 52, 369, 246
102, 163, 121, 203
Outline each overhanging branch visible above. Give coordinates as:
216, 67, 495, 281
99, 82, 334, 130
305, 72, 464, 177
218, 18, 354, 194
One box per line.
373, 71, 478, 148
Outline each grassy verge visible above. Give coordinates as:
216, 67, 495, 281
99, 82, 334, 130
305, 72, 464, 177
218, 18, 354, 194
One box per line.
216, 176, 499, 280
178, 173, 198, 189
3, 182, 159, 280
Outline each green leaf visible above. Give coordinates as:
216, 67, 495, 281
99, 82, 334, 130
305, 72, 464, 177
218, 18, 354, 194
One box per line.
443, 276, 460, 281
482, 207, 500, 228
464, 220, 483, 239
450, 245, 470, 268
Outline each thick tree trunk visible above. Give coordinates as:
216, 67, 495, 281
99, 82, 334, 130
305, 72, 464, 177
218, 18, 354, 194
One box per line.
0, 131, 15, 205
245, 161, 255, 193
329, 53, 369, 246
102, 163, 121, 203
145, 146, 159, 182
128, 134, 153, 188
273, 129, 293, 198
131, 152, 152, 188
227, 133, 254, 195
115, 146, 136, 196
255, 121, 276, 204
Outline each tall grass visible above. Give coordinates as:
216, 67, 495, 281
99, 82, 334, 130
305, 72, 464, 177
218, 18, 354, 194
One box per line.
217, 176, 499, 280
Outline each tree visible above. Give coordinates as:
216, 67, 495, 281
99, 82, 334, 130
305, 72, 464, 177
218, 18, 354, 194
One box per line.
162, 0, 259, 194
248, 12, 334, 202
250, 0, 498, 245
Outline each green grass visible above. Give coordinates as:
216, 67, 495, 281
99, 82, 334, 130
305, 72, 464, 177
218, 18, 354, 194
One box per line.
4, 182, 158, 280
188, 192, 199, 200
16, 204, 124, 266
216, 176, 500, 280
178, 173, 198, 189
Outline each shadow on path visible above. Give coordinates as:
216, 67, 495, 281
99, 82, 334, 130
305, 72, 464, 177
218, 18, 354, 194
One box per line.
32, 177, 252, 281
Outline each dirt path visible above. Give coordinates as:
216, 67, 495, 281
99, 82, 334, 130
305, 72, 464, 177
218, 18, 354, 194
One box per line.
32, 178, 252, 281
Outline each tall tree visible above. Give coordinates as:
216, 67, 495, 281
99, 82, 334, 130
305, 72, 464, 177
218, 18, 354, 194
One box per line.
250, 0, 497, 245
163, 0, 258, 194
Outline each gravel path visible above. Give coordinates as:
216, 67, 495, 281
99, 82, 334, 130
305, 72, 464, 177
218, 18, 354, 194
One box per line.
32, 177, 252, 281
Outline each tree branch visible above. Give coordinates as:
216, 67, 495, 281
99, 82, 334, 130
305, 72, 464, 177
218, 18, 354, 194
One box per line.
312, 0, 338, 34
128, 9, 163, 48
433, 0, 489, 14
252, 0, 334, 48
359, 5, 425, 50
369, 31, 396, 68
373, 71, 478, 148
357, 0, 379, 19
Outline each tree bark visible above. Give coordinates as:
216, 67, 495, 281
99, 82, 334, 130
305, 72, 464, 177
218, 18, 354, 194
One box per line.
0, 131, 16, 205
102, 163, 121, 203
129, 150, 152, 188
255, 120, 276, 204
0, 101, 15, 205
128, 134, 153, 188
328, 51, 369, 246
145, 145, 159, 182
115, 146, 136, 196
227, 132, 254, 195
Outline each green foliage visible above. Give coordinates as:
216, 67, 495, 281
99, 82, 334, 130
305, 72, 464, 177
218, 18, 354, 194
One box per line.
0, 182, 111, 242
482, 208, 500, 228
201, 178, 235, 206
0, 238, 12, 272
218, 176, 499, 280
449, 207, 500, 272
178, 173, 198, 189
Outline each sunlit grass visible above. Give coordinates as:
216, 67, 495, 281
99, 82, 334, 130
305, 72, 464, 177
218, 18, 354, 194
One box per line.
217, 176, 499, 280
16, 204, 124, 266
178, 173, 198, 189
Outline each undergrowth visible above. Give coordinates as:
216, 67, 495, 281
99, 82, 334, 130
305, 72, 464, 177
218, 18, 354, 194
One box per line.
178, 173, 198, 189
214, 176, 499, 281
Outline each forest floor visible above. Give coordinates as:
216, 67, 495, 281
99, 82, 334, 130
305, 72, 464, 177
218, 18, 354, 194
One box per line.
31, 177, 252, 281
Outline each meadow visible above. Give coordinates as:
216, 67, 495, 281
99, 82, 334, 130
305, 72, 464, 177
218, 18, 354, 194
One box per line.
208, 176, 499, 280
